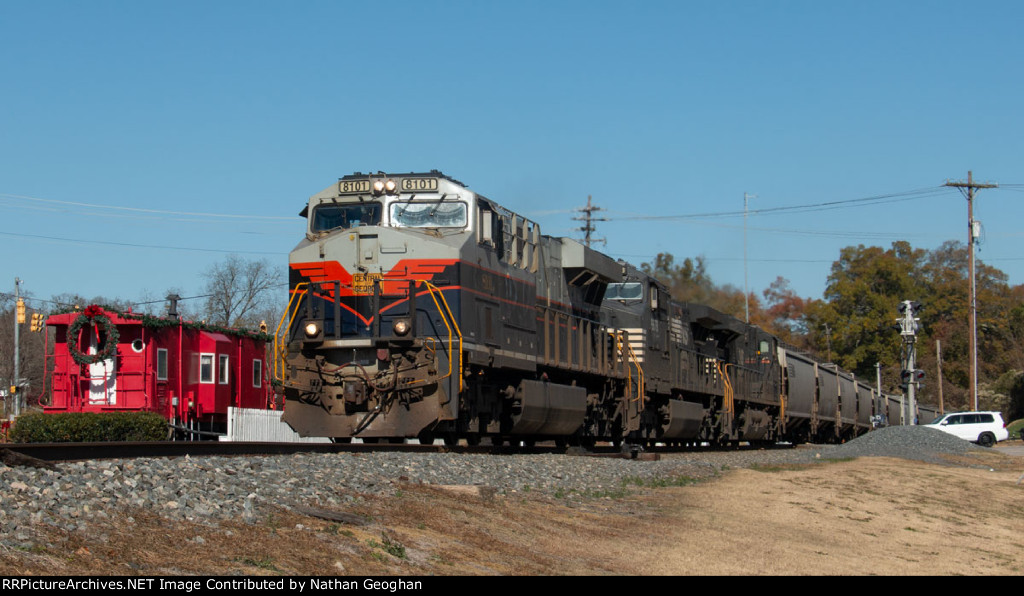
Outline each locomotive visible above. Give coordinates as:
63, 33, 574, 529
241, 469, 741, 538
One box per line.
277, 171, 927, 446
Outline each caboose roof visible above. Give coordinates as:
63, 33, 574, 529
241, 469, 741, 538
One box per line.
44, 306, 271, 342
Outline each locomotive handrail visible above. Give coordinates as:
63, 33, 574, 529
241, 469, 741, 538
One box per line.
615, 330, 645, 409
718, 361, 735, 430
272, 279, 463, 393
414, 280, 463, 394
274, 282, 310, 382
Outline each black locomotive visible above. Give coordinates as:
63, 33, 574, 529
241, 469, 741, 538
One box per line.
277, 171, 928, 445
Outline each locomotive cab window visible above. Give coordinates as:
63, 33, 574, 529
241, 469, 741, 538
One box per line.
478, 205, 494, 245
604, 283, 643, 302
311, 202, 382, 233
390, 201, 467, 228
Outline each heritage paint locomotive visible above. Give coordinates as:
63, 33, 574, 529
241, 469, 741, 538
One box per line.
277, 171, 932, 445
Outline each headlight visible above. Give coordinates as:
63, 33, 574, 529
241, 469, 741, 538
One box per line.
384, 179, 397, 194
372, 180, 386, 195
304, 322, 320, 338
393, 319, 410, 336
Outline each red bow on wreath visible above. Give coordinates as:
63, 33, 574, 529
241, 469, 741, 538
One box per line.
68, 305, 120, 366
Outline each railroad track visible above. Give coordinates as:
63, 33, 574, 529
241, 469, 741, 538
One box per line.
0, 440, 665, 463
0, 438, 797, 464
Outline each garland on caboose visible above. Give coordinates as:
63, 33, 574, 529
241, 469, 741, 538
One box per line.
53, 304, 273, 342
67, 305, 121, 366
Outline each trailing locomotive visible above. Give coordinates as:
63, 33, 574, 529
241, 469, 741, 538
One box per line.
277, 171, 917, 446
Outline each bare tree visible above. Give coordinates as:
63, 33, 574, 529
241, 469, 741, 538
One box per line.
201, 255, 284, 328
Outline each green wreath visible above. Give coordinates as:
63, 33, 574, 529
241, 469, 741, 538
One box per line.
68, 306, 120, 366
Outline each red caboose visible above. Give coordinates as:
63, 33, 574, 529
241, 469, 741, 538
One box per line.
43, 305, 272, 438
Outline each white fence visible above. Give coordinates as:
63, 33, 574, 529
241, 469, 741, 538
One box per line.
222, 407, 330, 443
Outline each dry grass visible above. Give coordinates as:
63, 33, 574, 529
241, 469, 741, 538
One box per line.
2, 450, 1023, 576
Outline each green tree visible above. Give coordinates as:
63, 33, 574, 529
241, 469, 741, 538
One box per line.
805, 242, 925, 377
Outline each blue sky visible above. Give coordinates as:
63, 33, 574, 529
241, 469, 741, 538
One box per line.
2, 0, 1022, 313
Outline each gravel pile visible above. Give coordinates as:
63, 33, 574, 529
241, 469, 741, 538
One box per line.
0, 425, 993, 549
827, 425, 985, 463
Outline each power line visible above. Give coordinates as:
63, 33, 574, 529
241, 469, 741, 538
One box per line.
604, 186, 950, 221
0, 230, 286, 255
0, 192, 294, 221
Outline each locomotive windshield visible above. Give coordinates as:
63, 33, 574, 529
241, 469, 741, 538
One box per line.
311, 202, 382, 232
390, 201, 467, 228
604, 282, 643, 302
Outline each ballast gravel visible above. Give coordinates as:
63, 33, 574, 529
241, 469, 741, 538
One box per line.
0, 425, 990, 548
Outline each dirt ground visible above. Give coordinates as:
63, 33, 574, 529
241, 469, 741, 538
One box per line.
2, 445, 1023, 576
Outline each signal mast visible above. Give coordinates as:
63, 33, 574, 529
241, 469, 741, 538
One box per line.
897, 300, 924, 425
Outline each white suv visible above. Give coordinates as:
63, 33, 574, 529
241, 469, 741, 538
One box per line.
927, 411, 1009, 447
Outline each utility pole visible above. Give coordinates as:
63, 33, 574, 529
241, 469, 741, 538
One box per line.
572, 195, 607, 249
743, 192, 756, 323
944, 171, 997, 411
935, 339, 944, 415
12, 278, 22, 418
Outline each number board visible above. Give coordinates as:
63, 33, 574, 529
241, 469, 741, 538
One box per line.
338, 180, 372, 194
400, 178, 439, 192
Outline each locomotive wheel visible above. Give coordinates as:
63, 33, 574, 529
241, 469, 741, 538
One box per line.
417, 431, 436, 446
442, 434, 457, 447
361, 438, 380, 444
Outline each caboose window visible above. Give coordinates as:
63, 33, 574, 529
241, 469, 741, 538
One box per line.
311, 202, 382, 232
157, 349, 168, 380
200, 353, 214, 384
218, 354, 229, 384
253, 359, 262, 388
390, 201, 467, 228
